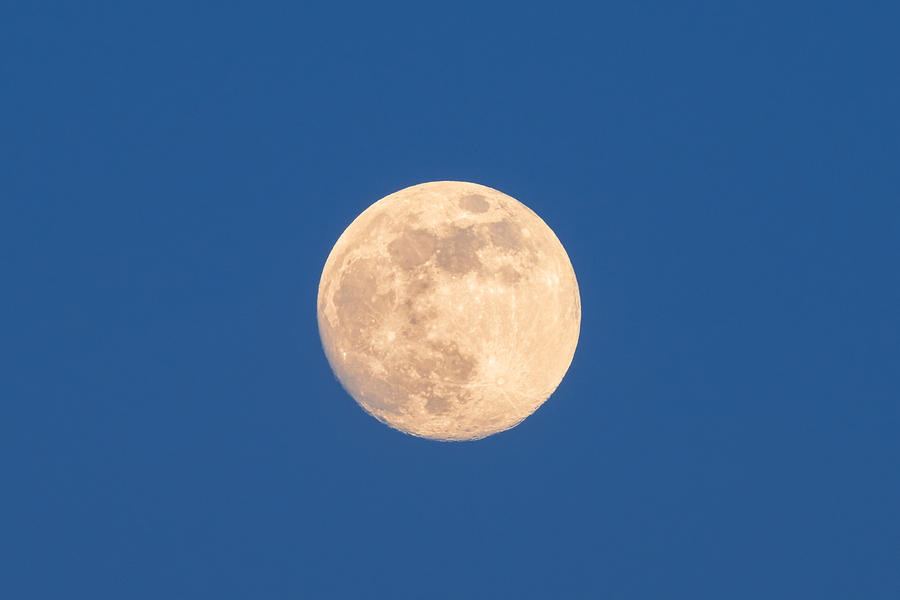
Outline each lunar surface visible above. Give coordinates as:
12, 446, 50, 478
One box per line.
317, 181, 580, 441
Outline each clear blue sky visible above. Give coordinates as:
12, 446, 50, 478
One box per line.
3, 2, 898, 598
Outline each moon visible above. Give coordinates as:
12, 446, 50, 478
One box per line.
317, 181, 580, 441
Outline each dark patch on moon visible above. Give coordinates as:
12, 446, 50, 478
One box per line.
433, 340, 477, 382
405, 273, 433, 297
459, 193, 490, 213
485, 220, 523, 250
496, 264, 522, 285
387, 229, 437, 270
435, 226, 486, 274
426, 396, 451, 414
399, 274, 437, 337
408, 339, 476, 385
334, 258, 395, 344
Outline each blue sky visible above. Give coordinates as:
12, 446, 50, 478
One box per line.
3, 2, 898, 598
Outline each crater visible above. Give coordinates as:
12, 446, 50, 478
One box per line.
455, 390, 475, 405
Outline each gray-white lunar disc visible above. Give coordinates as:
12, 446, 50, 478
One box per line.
317, 181, 580, 441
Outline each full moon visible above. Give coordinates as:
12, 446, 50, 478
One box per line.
317, 181, 580, 441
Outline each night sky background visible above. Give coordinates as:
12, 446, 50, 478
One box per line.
3, 2, 898, 598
